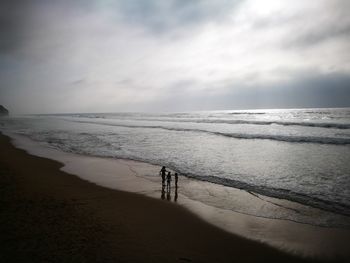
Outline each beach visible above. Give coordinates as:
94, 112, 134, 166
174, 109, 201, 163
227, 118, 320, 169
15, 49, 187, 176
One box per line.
0, 132, 326, 262
1, 0, 349, 261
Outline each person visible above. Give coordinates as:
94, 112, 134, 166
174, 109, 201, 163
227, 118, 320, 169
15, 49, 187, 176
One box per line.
159, 166, 167, 185
166, 171, 171, 191
174, 172, 178, 188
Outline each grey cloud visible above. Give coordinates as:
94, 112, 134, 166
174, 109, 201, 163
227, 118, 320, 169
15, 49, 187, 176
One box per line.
0, 0, 244, 55
250, 0, 350, 48
223, 72, 350, 109
2, 69, 350, 114
0, 0, 96, 54
114, 0, 244, 33
153, 72, 350, 111
250, 13, 298, 30
289, 24, 350, 48
70, 78, 85, 85
168, 78, 198, 91
0, 0, 30, 54
1, 1, 349, 114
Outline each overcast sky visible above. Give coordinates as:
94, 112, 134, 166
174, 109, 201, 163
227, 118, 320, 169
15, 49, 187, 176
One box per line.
1, 0, 350, 114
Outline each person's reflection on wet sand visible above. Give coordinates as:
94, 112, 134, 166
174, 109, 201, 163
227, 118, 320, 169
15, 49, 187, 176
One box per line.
159, 166, 167, 186
166, 189, 171, 201
161, 185, 165, 200
166, 172, 171, 192
174, 186, 178, 202
174, 173, 178, 188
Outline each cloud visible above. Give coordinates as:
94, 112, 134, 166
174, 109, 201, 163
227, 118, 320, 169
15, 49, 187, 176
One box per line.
112, 0, 243, 33
290, 23, 350, 48
0, 0, 244, 56
245, 0, 350, 48
0, 0, 349, 114
153, 71, 350, 111
288, 1, 350, 48
0, 0, 28, 54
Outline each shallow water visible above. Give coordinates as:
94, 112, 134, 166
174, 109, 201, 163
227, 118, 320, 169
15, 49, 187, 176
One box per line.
1, 108, 350, 220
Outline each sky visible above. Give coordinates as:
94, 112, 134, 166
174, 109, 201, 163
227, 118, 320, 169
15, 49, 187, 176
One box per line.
1, 0, 350, 114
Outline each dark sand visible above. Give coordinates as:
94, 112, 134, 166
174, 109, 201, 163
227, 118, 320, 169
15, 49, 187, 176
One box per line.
0, 133, 325, 262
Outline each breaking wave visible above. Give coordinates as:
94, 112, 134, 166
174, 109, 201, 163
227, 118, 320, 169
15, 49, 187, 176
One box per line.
68, 119, 350, 145
132, 118, 350, 129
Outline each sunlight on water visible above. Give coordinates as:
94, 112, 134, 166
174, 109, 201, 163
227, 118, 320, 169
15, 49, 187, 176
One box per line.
1, 108, 350, 219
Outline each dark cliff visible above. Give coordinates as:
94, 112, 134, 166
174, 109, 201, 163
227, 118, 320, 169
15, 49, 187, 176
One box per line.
0, 105, 9, 116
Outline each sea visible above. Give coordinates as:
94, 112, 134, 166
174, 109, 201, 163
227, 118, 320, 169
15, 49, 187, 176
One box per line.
1, 108, 350, 223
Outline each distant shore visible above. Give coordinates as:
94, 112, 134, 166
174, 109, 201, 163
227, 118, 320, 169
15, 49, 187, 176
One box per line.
0, 132, 321, 262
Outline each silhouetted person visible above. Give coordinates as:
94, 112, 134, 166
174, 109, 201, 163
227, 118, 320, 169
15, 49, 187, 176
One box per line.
174, 172, 178, 187
166, 172, 171, 192
159, 166, 167, 185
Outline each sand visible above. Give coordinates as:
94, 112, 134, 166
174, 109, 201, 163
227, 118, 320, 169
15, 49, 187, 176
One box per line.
6, 132, 350, 259
0, 133, 325, 262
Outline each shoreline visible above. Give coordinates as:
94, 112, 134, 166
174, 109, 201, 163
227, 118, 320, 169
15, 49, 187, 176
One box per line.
0, 133, 316, 262
1, 132, 350, 261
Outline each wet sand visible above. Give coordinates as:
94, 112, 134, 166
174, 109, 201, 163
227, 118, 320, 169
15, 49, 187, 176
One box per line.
6, 132, 350, 260
0, 133, 322, 262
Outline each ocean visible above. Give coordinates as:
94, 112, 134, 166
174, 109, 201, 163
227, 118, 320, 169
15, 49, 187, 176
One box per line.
1, 108, 350, 221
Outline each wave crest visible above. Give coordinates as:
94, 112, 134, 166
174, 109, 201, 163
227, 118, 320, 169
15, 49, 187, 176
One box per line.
68, 119, 350, 145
